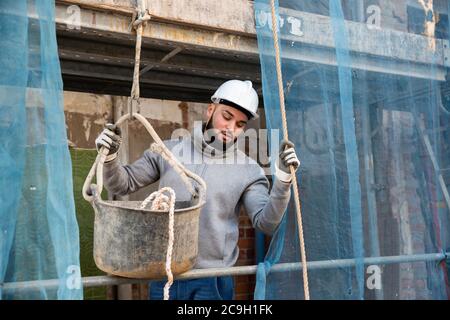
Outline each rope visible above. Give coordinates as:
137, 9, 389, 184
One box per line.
150, 143, 195, 195
140, 188, 175, 301
129, 4, 151, 118
131, 1, 174, 301
83, 2, 207, 301
269, 0, 310, 300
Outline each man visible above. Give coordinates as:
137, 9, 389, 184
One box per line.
95, 80, 300, 300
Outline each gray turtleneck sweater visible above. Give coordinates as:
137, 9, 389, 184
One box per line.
103, 124, 291, 269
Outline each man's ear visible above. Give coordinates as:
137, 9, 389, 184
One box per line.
206, 103, 215, 118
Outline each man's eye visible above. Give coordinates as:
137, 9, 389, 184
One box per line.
223, 114, 231, 120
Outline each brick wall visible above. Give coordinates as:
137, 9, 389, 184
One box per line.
379, 110, 435, 299
235, 210, 257, 300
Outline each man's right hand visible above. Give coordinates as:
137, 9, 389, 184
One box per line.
95, 123, 122, 162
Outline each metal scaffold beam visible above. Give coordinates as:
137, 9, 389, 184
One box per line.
2, 252, 448, 293
53, 0, 450, 81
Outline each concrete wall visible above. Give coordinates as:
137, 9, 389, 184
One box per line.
64, 91, 114, 149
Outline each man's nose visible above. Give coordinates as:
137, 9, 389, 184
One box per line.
226, 122, 235, 132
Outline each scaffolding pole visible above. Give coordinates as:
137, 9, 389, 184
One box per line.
2, 252, 448, 293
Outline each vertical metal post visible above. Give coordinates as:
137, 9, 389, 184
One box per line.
351, 14, 388, 292
354, 0, 366, 23
415, 114, 450, 212
361, 100, 384, 300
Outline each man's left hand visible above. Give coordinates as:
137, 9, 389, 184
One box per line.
275, 139, 300, 183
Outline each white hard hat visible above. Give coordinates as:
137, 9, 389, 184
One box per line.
211, 80, 259, 119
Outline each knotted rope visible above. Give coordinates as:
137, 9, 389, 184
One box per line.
129, 1, 178, 301
83, 1, 206, 302
140, 187, 176, 301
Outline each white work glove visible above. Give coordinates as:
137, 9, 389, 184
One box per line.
275, 139, 300, 183
95, 123, 122, 162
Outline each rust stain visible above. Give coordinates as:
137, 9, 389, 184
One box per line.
65, 111, 106, 149
178, 102, 189, 129
213, 32, 224, 46
418, 0, 436, 52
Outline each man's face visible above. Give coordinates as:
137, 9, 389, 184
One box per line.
206, 103, 248, 143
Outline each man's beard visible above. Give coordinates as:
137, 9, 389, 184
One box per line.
203, 120, 236, 153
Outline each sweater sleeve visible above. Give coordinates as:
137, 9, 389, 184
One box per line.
102, 149, 162, 196
241, 167, 292, 236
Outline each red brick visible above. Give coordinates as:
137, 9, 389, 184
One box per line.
245, 228, 255, 238
238, 238, 254, 249
235, 284, 255, 297
235, 259, 253, 266
235, 276, 249, 284
235, 293, 251, 300
238, 277, 249, 282
239, 216, 252, 226
235, 275, 254, 283
415, 279, 426, 290
239, 228, 244, 237
401, 279, 414, 288
235, 282, 252, 293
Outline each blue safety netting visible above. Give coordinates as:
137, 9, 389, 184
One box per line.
0, 1, 82, 299
255, 0, 450, 299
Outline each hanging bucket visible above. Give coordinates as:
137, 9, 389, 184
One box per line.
82, 113, 206, 279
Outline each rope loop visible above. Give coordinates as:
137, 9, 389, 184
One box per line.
140, 187, 176, 300
132, 8, 151, 30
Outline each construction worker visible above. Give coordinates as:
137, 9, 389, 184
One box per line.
95, 80, 300, 300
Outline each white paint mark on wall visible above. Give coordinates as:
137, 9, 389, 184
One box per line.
287, 16, 304, 37
82, 116, 92, 142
